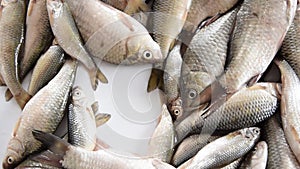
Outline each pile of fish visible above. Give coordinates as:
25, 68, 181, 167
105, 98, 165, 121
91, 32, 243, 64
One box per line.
1, 0, 300, 168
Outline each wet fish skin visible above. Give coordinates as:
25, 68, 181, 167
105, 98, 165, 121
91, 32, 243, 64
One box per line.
101, 0, 151, 15
28, 45, 65, 96
239, 141, 268, 169
47, 0, 107, 90
176, 83, 280, 143
281, 5, 300, 78
64, 0, 163, 65
2, 59, 77, 169
163, 44, 183, 120
180, 8, 237, 122
218, 158, 243, 169
32, 130, 176, 169
275, 59, 300, 163
171, 134, 220, 167
178, 127, 260, 169
0, 0, 31, 109
148, 104, 175, 163
183, 0, 239, 33
262, 115, 300, 169
68, 86, 104, 150
196, 0, 298, 106
19, 0, 54, 81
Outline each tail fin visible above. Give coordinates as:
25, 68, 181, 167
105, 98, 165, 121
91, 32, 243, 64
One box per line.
90, 68, 108, 90
15, 90, 32, 109
5, 89, 13, 101
32, 130, 70, 156
147, 68, 164, 92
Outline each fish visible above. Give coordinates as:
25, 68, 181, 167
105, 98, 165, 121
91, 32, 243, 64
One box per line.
183, 0, 239, 34
195, 0, 298, 108
0, 0, 31, 109
177, 127, 260, 169
28, 45, 65, 96
68, 86, 111, 150
148, 104, 175, 163
19, 0, 54, 82
163, 44, 183, 120
101, 0, 151, 15
239, 141, 268, 169
32, 130, 176, 169
179, 8, 237, 122
2, 59, 77, 169
47, 0, 107, 90
281, 4, 300, 78
218, 158, 243, 169
171, 134, 220, 167
147, 0, 191, 92
176, 83, 280, 143
275, 59, 300, 163
64, 0, 163, 65
262, 115, 300, 168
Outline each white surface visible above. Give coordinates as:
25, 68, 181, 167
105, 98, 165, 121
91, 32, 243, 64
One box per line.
0, 61, 162, 162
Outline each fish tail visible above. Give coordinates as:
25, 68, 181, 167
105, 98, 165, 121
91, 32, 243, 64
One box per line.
4, 89, 13, 101
14, 90, 31, 109
147, 68, 164, 92
89, 68, 108, 90
32, 130, 70, 156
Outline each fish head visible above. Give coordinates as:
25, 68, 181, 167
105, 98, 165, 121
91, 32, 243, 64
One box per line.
241, 127, 261, 142
71, 86, 87, 107
46, 0, 63, 20
3, 138, 25, 169
121, 35, 163, 64
252, 141, 268, 160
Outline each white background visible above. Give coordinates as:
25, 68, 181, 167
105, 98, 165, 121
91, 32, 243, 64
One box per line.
0, 61, 162, 162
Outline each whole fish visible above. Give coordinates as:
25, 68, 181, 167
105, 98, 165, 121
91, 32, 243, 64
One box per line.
19, 0, 54, 81
68, 86, 111, 150
262, 115, 299, 168
0, 0, 31, 109
28, 45, 65, 96
171, 134, 220, 167
176, 83, 280, 143
180, 8, 237, 122
275, 59, 300, 163
2, 59, 77, 169
178, 127, 260, 169
281, 5, 300, 78
147, 0, 191, 92
101, 0, 151, 15
148, 104, 175, 163
239, 141, 268, 169
163, 44, 183, 120
183, 0, 239, 33
32, 130, 176, 169
195, 0, 298, 107
64, 0, 163, 65
47, 0, 107, 90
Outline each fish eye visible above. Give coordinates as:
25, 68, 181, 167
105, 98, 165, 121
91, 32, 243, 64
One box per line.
7, 156, 14, 164
143, 50, 153, 59
188, 89, 197, 99
173, 109, 181, 116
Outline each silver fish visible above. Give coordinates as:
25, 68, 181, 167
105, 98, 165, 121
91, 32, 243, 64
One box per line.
239, 141, 268, 169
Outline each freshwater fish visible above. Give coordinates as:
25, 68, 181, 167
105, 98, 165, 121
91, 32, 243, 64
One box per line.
47, 0, 107, 90
239, 141, 268, 169
2, 59, 77, 169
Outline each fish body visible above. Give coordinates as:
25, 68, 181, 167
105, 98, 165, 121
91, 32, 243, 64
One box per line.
219, 158, 243, 169
47, 0, 107, 90
183, 0, 239, 33
2, 59, 77, 169
262, 115, 300, 169
148, 104, 175, 163
28, 45, 65, 96
275, 59, 300, 163
0, 0, 31, 109
32, 131, 176, 169
64, 0, 163, 65
163, 44, 183, 119
19, 0, 54, 81
171, 134, 219, 166
178, 127, 260, 169
281, 5, 300, 78
180, 8, 237, 121
176, 83, 279, 143
196, 0, 298, 106
239, 141, 268, 169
